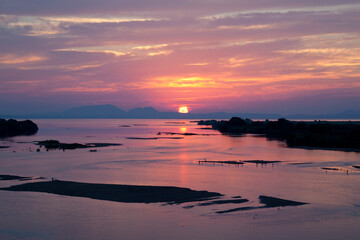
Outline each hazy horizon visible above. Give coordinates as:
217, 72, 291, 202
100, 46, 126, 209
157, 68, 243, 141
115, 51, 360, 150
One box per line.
1, 103, 360, 118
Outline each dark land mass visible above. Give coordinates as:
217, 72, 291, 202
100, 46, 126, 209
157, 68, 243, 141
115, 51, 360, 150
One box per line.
198, 160, 281, 166
353, 165, 360, 169
0, 146, 10, 148
259, 195, 307, 207
243, 160, 281, 164
183, 198, 249, 209
291, 146, 360, 152
0, 119, 38, 138
0, 174, 44, 181
157, 137, 184, 139
199, 117, 360, 151
1, 176, 309, 213
199, 160, 245, 165
287, 162, 313, 165
197, 198, 249, 206
0, 175, 32, 181
232, 196, 242, 198
216, 195, 308, 214
0, 180, 222, 204
321, 167, 342, 171
321, 167, 350, 173
36, 140, 122, 150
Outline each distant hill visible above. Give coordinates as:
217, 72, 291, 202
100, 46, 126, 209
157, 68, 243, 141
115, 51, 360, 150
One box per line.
128, 107, 159, 118
62, 104, 126, 118
0, 104, 359, 119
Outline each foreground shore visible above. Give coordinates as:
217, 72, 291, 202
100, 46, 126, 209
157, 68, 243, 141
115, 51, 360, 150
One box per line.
0, 176, 308, 214
0, 179, 222, 204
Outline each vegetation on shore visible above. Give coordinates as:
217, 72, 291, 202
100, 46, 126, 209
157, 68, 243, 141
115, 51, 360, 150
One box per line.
0, 119, 38, 138
198, 117, 360, 150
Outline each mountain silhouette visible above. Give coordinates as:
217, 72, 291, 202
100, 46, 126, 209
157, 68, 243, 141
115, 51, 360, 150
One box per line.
0, 104, 359, 119
62, 104, 126, 118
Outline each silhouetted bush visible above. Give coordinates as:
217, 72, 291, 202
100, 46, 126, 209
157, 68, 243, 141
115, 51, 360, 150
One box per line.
0, 119, 38, 138
198, 118, 360, 150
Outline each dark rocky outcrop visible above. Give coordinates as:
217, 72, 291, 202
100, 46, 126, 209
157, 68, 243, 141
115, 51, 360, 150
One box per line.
0, 119, 38, 138
36, 140, 122, 150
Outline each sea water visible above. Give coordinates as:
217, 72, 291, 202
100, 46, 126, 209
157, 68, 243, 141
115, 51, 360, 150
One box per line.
0, 119, 359, 240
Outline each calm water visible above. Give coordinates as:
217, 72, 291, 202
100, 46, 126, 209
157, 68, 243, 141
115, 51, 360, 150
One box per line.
0, 119, 359, 240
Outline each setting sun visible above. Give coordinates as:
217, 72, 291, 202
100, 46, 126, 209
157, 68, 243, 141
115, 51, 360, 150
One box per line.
178, 106, 189, 113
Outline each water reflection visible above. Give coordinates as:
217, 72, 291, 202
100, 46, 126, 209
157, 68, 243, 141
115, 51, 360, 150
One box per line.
180, 127, 187, 133
0, 119, 359, 240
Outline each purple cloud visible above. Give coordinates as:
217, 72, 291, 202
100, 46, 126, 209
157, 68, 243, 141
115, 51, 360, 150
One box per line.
0, 0, 359, 114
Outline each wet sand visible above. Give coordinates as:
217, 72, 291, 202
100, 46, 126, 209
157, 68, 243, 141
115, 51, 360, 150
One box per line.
0, 180, 223, 204
216, 195, 308, 214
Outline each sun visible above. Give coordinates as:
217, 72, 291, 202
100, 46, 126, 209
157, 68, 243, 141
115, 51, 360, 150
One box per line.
178, 106, 189, 113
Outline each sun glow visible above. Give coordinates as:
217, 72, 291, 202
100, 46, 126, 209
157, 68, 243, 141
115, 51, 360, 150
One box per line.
178, 106, 189, 113
180, 127, 187, 133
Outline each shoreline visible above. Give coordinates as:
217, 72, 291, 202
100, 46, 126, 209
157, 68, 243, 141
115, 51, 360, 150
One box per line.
199, 118, 360, 152
289, 146, 360, 153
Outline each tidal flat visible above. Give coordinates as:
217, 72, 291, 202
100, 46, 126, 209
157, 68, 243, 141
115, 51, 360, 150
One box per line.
0, 119, 359, 240
1, 179, 222, 204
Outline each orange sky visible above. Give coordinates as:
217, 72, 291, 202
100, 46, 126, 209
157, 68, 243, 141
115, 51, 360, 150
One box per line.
0, 1, 360, 114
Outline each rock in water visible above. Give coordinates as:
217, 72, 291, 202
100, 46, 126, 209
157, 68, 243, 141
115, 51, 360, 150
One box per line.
0, 119, 38, 138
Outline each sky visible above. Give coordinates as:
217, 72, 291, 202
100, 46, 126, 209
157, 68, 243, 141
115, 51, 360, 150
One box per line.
0, 0, 360, 115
